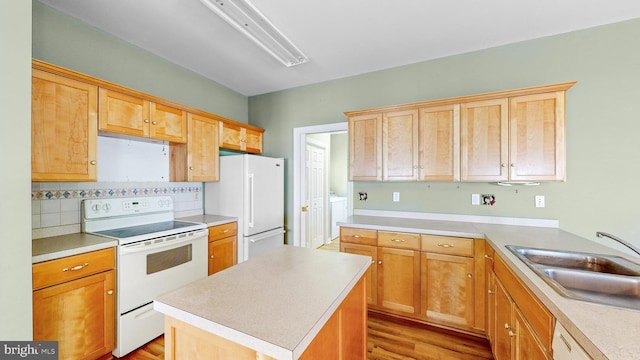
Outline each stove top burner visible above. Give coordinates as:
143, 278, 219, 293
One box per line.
94, 221, 204, 239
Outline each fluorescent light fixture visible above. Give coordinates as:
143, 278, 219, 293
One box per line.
199, 0, 309, 67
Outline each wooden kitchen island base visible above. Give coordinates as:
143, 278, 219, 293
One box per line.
155, 246, 370, 360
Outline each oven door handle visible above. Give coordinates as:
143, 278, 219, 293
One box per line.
119, 230, 207, 254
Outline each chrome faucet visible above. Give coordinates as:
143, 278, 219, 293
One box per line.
596, 232, 640, 257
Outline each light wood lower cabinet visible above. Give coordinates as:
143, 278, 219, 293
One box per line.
208, 222, 238, 275
340, 227, 485, 333
33, 248, 116, 360
487, 246, 554, 360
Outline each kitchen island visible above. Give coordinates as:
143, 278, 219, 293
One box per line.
154, 246, 371, 360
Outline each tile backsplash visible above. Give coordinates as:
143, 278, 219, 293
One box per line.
32, 181, 203, 239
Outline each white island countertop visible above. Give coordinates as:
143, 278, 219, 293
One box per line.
338, 214, 640, 360
154, 246, 371, 360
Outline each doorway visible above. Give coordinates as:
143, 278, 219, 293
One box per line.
292, 122, 352, 248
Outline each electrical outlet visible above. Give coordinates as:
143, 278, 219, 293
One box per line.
471, 194, 480, 205
535, 195, 545, 208
481, 194, 496, 206
392, 192, 400, 202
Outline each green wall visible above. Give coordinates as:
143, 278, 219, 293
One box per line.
32, 0, 248, 122
249, 19, 640, 250
1, 0, 33, 339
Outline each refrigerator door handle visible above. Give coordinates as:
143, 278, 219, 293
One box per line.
248, 229, 286, 243
248, 173, 254, 228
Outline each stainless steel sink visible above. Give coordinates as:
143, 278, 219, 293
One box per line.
506, 245, 640, 311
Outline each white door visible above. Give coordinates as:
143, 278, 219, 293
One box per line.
306, 141, 326, 248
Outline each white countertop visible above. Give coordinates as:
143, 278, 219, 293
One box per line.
177, 214, 237, 227
154, 246, 371, 360
338, 215, 640, 360
32, 233, 118, 263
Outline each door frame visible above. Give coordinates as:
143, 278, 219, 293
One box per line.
292, 122, 350, 247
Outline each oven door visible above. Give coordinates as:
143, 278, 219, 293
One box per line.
118, 229, 208, 314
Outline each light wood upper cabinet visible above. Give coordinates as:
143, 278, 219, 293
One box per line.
171, 113, 220, 182
31, 69, 98, 181
509, 92, 566, 181
382, 109, 419, 181
99, 88, 187, 143
349, 113, 382, 181
418, 104, 460, 181
219, 122, 263, 153
460, 98, 510, 181
347, 82, 574, 183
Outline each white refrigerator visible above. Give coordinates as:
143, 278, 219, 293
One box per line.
204, 154, 285, 262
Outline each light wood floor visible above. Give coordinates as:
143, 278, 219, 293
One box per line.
318, 237, 341, 251
117, 312, 492, 359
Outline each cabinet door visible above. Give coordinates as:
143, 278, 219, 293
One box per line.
377, 247, 420, 314
382, 109, 419, 181
99, 88, 149, 137
460, 99, 509, 181
219, 122, 244, 151
421, 252, 474, 327
418, 104, 460, 181
188, 113, 219, 182
149, 102, 187, 143
493, 277, 513, 360
349, 113, 382, 181
513, 307, 551, 360
509, 92, 565, 181
340, 242, 377, 305
208, 236, 237, 275
32, 70, 98, 181
33, 270, 115, 360
485, 248, 496, 347
244, 127, 263, 154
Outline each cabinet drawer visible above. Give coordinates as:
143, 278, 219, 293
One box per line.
421, 235, 474, 257
33, 248, 115, 290
378, 231, 420, 250
208, 222, 238, 242
340, 227, 377, 245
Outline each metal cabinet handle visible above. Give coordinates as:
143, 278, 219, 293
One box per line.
467, 273, 473, 278
378, 260, 382, 265
63, 263, 89, 272
501, 163, 506, 168
90, 160, 97, 165
392, 238, 405, 243
210, 255, 214, 259
152, 121, 158, 125
144, 119, 150, 123
504, 323, 511, 330
220, 229, 229, 234
488, 289, 494, 295
107, 290, 114, 295
484, 254, 493, 260
353, 235, 361, 238
438, 243, 454, 248
509, 330, 516, 337
510, 163, 515, 167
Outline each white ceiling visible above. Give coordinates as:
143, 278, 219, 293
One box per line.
38, 0, 640, 96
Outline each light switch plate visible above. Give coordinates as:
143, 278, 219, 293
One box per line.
471, 194, 480, 205
393, 192, 400, 202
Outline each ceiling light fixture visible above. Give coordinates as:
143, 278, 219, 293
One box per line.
199, 0, 309, 67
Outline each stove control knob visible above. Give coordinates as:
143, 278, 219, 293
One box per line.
164, 199, 171, 206
102, 203, 112, 211
92, 204, 101, 212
